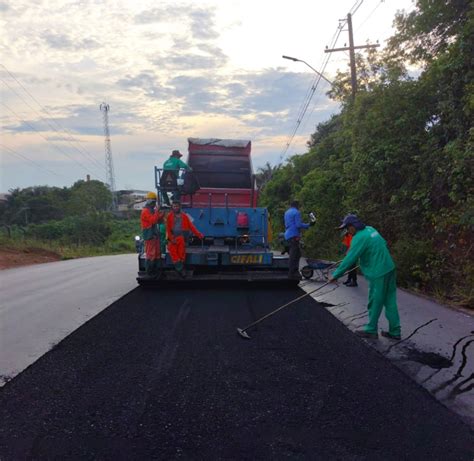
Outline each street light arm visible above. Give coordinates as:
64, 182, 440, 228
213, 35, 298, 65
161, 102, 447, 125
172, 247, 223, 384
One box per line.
282, 55, 334, 86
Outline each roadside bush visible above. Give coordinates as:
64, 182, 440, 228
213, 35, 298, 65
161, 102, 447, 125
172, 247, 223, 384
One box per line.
27, 214, 112, 245
391, 238, 435, 289
106, 240, 134, 253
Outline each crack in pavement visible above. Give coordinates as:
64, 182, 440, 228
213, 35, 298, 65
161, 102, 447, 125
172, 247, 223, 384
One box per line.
384, 318, 438, 354
447, 373, 474, 400
341, 310, 368, 321
346, 313, 369, 325
432, 340, 474, 395
421, 334, 474, 384
453, 339, 474, 380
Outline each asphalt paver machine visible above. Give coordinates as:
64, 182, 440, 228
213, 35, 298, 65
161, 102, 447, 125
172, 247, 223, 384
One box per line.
137, 138, 295, 284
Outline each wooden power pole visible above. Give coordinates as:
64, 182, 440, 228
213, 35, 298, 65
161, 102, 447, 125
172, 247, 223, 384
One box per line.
325, 13, 379, 99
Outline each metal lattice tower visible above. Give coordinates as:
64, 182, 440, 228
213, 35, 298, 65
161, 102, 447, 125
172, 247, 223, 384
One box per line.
99, 102, 117, 210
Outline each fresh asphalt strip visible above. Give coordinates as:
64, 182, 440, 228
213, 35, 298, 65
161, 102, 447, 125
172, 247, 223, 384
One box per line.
0, 284, 473, 459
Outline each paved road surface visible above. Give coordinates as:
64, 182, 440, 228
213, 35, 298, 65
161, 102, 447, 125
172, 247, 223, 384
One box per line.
302, 277, 474, 426
0, 254, 137, 385
0, 284, 472, 459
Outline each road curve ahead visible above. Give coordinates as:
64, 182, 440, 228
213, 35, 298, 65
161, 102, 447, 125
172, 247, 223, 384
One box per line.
0, 284, 472, 459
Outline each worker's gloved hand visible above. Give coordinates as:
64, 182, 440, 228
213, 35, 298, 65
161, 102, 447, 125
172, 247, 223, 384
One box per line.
328, 276, 337, 283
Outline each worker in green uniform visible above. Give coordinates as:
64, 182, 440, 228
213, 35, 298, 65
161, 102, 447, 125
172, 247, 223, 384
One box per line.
163, 150, 191, 173
162, 150, 192, 205
159, 221, 167, 255
329, 214, 401, 340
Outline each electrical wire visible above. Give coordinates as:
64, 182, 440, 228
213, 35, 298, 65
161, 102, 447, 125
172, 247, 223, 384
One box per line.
279, 0, 366, 160
299, 27, 344, 136
1, 77, 105, 174
279, 23, 343, 161
356, 0, 384, 32
1, 144, 65, 178
1, 101, 105, 180
350, 0, 364, 16
0, 64, 105, 173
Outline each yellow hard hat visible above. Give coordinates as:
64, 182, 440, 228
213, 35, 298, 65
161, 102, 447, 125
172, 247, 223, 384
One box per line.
146, 191, 157, 200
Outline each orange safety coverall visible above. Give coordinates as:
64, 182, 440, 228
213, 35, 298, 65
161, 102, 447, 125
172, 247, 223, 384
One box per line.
166, 212, 203, 264
342, 233, 352, 253
342, 232, 357, 284
141, 207, 165, 261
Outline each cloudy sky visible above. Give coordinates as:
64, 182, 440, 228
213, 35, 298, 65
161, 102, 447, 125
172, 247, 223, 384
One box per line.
0, 0, 414, 192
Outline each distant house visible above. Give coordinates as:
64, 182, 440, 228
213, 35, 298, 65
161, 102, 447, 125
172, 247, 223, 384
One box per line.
132, 200, 147, 210
116, 190, 148, 210
0, 193, 10, 203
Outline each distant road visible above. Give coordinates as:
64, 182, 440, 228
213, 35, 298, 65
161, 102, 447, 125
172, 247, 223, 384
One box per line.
0, 254, 137, 385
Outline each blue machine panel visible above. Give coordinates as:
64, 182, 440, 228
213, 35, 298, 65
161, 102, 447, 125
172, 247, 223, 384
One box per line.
183, 206, 269, 248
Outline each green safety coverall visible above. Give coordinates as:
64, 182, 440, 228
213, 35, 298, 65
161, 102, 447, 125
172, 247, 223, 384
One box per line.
162, 157, 190, 205
332, 226, 401, 336
163, 157, 189, 171
159, 222, 167, 255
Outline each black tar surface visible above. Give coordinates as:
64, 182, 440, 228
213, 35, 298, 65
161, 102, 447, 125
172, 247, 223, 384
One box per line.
0, 284, 473, 460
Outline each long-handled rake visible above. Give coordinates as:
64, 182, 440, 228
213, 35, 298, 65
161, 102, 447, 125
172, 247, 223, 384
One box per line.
236, 267, 357, 340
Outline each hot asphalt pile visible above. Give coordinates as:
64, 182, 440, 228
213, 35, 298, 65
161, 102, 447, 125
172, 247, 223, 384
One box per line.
0, 284, 472, 459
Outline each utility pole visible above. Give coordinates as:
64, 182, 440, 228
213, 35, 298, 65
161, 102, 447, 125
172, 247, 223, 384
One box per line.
325, 13, 379, 100
99, 102, 117, 211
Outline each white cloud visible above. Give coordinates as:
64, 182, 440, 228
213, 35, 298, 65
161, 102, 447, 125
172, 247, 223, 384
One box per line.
0, 0, 414, 191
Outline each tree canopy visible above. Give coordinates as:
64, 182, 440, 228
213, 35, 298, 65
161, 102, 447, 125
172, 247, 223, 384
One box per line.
261, 1, 473, 305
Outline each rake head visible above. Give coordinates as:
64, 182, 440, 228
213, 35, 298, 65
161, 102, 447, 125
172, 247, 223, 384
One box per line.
237, 328, 251, 340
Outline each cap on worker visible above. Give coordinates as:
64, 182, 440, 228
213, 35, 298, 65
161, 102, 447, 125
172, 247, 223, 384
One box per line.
337, 213, 365, 230
146, 191, 157, 200
172, 149, 182, 157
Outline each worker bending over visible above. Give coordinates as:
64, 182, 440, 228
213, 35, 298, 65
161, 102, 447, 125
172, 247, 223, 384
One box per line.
166, 200, 204, 278
330, 214, 401, 340
140, 191, 165, 278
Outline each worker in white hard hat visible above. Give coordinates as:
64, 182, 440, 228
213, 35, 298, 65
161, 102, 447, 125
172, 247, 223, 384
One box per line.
140, 191, 165, 277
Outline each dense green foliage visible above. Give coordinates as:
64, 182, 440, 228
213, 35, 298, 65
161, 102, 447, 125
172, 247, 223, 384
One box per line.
1, 180, 112, 226
261, 1, 473, 306
0, 181, 140, 255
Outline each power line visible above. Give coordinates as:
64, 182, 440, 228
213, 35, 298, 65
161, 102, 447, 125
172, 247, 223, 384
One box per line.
289, 24, 342, 142
1, 144, 65, 178
1, 100, 105, 180
279, 24, 343, 162
350, 0, 364, 16
325, 12, 380, 98
0, 64, 105, 173
0, 77, 105, 174
356, 0, 384, 32
278, 2, 360, 161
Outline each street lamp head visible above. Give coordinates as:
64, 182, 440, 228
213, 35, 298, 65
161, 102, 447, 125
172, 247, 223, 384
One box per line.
281, 55, 334, 86
282, 55, 299, 62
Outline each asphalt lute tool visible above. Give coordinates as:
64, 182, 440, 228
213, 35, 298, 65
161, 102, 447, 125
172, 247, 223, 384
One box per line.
236, 267, 358, 339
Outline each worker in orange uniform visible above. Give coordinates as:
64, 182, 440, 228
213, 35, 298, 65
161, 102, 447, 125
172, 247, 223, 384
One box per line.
166, 200, 204, 278
341, 229, 358, 287
141, 191, 165, 277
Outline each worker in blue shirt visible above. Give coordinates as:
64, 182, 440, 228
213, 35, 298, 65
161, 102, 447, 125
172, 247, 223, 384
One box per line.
284, 200, 314, 279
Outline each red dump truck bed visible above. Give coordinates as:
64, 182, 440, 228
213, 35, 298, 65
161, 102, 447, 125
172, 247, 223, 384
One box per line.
186, 138, 258, 208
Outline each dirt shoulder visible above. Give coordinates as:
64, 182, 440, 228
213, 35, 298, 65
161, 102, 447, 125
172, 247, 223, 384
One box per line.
0, 246, 62, 270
